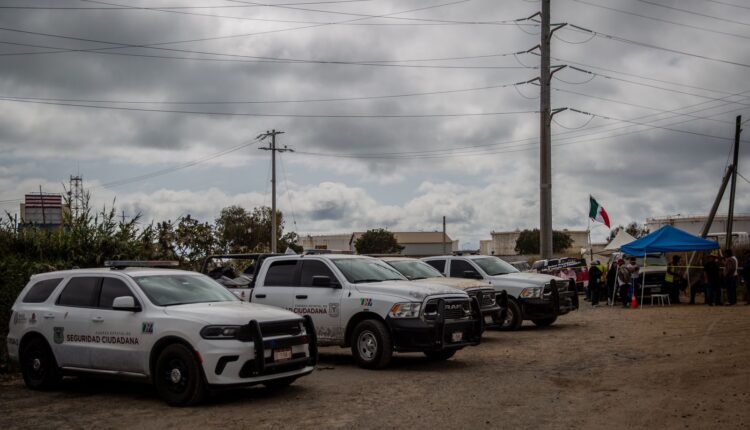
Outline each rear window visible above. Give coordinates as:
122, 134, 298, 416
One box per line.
57, 277, 101, 308
22, 278, 63, 303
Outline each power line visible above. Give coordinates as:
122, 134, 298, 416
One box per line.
0, 0, 373, 10
0, 78, 536, 105
635, 0, 750, 27
566, 24, 750, 69
0, 97, 539, 118
568, 0, 750, 40
703, 0, 750, 11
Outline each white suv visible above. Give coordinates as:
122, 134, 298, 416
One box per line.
6, 262, 317, 406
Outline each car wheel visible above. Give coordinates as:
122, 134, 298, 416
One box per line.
496, 299, 523, 331
263, 376, 298, 390
20, 337, 61, 390
154, 343, 206, 406
350, 319, 393, 369
423, 350, 456, 361
532, 316, 558, 327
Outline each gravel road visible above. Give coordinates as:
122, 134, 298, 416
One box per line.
2, 303, 749, 429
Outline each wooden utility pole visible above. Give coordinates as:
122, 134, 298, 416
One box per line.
442, 216, 447, 254
539, 0, 553, 259
259, 130, 292, 253
726, 115, 742, 249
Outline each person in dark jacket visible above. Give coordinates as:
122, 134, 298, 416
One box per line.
704, 254, 722, 306
666, 255, 683, 304
589, 261, 602, 307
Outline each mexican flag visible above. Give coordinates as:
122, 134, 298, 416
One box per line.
589, 196, 611, 228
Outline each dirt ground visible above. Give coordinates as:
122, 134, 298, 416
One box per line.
1, 302, 749, 430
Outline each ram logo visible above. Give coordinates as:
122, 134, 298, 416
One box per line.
446, 304, 463, 310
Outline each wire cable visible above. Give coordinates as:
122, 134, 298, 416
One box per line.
0, 97, 539, 118
568, 0, 750, 40
703, 0, 750, 11
566, 24, 750, 69
552, 114, 595, 130
635, 0, 750, 27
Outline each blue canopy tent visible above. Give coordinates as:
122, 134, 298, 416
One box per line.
620, 225, 720, 307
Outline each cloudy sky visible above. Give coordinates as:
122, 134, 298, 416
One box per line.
0, 0, 748, 248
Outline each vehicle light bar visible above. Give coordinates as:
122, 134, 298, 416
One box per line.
104, 260, 180, 269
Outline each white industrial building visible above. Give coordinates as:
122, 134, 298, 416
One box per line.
299, 231, 458, 257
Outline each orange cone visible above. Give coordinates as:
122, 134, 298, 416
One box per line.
631, 293, 638, 309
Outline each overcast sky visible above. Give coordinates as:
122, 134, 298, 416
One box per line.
0, 0, 748, 248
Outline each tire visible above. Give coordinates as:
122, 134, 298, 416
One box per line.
423, 350, 456, 361
496, 299, 523, 331
532, 316, 558, 327
153, 343, 206, 407
20, 337, 61, 390
350, 319, 393, 369
263, 376, 298, 390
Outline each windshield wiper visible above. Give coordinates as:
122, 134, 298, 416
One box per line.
353, 279, 385, 283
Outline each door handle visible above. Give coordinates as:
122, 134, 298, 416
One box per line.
296, 295, 308, 299
43, 313, 55, 319
91, 316, 104, 323
255, 294, 266, 298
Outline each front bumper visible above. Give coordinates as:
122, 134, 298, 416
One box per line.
200, 316, 318, 387
386, 297, 483, 353
520, 280, 578, 320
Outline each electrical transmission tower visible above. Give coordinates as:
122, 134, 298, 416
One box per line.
258, 130, 294, 253
69, 175, 84, 217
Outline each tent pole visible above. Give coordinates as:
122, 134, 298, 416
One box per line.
640, 255, 647, 309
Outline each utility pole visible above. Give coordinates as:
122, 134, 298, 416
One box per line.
701, 166, 733, 238
259, 130, 292, 253
442, 216, 447, 254
726, 115, 742, 250
539, 0, 553, 259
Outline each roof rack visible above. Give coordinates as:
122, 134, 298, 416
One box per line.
104, 260, 180, 270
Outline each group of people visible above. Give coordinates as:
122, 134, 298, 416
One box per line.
583, 250, 749, 307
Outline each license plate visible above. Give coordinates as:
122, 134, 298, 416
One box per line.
451, 331, 463, 342
273, 348, 292, 362
484, 315, 494, 324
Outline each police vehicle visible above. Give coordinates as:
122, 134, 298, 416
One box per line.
380, 257, 507, 327
422, 255, 578, 331
251, 254, 483, 369
6, 261, 317, 406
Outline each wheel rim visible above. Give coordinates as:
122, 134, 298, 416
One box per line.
162, 357, 189, 394
357, 330, 378, 361
502, 307, 514, 327
24, 346, 47, 382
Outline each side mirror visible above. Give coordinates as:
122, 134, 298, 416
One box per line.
112, 296, 141, 312
464, 271, 482, 280
312, 276, 339, 288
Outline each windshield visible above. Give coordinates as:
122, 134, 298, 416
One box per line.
473, 257, 519, 276
134, 274, 239, 306
333, 258, 407, 283
386, 260, 443, 280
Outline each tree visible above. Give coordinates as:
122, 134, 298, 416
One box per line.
607, 222, 650, 242
354, 229, 404, 254
215, 205, 290, 253
514, 229, 573, 255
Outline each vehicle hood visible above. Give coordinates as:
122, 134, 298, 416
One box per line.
487, 272, 565, 288
412, 277, 492, 292
163, 301, 299, 325
354, 280, 467, 301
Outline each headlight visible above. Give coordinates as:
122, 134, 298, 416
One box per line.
200, 325, 241, 339
520, 287, 543, 299
389, 302, 422, 318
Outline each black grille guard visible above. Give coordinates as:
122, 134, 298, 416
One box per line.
242, 317, 318, 377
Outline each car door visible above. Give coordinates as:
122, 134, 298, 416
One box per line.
52, 276, 101, 368
449, 259, 482, 280
293, 259, 343, 344
88, 276, 148, 374
424, 259, 447, 276
252, 259, 297, 312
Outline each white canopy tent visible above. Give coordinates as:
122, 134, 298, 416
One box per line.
601, 230, 637, 255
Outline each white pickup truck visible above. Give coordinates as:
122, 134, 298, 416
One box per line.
250, 254, 483, 369
422, 255, 578, 331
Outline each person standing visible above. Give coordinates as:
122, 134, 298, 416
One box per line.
606, 261, 618, 306
589, 261, 602, 307
724, 249, 738, 306
704, 254, 721, 306
666, 255, 683, 304
627, 257, 640, 305
617, 258, 631, 308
